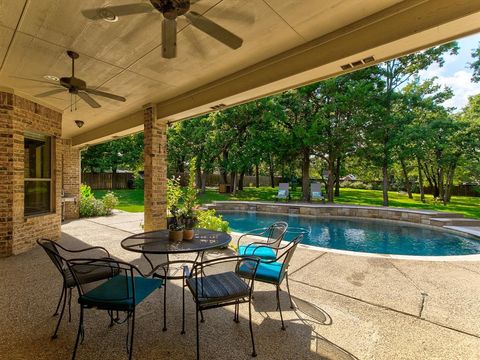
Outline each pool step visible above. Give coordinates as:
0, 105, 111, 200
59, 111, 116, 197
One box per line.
429, 212, 464, 218
429, 218, 480, 227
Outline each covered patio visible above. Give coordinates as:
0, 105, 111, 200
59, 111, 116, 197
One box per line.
1, 1, 480, 359
1, 211, 479, 359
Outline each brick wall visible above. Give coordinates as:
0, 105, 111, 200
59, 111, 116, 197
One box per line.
62, 139, 80, 220
143, 106, 167, 231
0, 91, 64, 256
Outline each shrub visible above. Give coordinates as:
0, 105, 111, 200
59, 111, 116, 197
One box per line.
102, 191, 119, 210
134, 173, 144, 189
79, 184, 119, 217
195, 209, 229, 232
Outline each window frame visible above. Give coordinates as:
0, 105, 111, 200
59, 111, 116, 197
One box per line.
23, 132, 55, 217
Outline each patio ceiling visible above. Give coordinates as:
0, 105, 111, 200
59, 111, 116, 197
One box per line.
1, 0, 480, 146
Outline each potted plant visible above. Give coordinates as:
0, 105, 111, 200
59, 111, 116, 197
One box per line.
167, 177, 184, 241
181, 160, 198, 241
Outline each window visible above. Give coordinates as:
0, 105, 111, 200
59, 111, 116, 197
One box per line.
24, 133, 53, 216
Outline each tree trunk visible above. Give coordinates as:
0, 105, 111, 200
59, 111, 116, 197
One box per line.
230, 172, 235, 190
438, 167, 444, 201
417, 157, 425, 203
255, 164, 260, 188
112, 168, 117, 190
334, 157, 341, 197
232, 172, 237, 196
195, 162, 202, 190
327, 159, 335, 203
200, 172, 207, 194
443, 164, 456, 204
400, 158, 413, 199
238, 171, 245, 191
382, 161, 389, 206
301, 148, 310, 201
221, 151, 228, 184
269, 156, 275, 188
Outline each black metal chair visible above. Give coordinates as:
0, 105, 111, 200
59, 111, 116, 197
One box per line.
237, 234, 303, 330
67, 258, 166, 360
37, 238, 115, 339
183, 256, 260, 360
236, 222, 288, 261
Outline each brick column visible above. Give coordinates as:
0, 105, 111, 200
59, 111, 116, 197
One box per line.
0, 93, 14, 257
62, 139, 80, 219
143, 105, 167, 231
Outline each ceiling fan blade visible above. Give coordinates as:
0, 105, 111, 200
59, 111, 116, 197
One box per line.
9, 76, 61, 86
82, 3, 154, 20
34, 89, 65, 98
85, 88, 126, 102
185, 11, 243, 49
162, 19, 177, 59
78, 92, 101, 108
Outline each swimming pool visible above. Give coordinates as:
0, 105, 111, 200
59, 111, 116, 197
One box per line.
220, 211, 480, 256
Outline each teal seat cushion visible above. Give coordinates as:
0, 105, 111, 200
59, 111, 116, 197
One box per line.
238, 261, 283, 284
79, 275, 162, 311
238, 245, 276, 260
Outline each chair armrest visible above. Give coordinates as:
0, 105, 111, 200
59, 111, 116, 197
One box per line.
56, 242, 111, 258
243, 241, 275, 255
236, 227, 270, 248
142, 263, 169, 279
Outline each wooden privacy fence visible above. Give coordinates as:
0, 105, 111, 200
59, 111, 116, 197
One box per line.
82, 172, 133, 190
174, 172, 283, 187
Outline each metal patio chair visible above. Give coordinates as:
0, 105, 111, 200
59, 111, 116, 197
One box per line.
237, 234, 303, 330
37, 238, 116, 339
183, 256, 260, 360
236, 221, 288, 261
67, 258, 166, 360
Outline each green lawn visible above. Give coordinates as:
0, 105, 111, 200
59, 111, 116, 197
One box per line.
93, 187, 480, 219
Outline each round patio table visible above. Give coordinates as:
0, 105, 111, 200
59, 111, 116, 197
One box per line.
121, 228, 231, 256
121, 228, 232, 332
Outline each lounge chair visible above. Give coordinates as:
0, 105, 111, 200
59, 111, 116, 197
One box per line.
276, 183, 290, 201
310, 182, 325, 202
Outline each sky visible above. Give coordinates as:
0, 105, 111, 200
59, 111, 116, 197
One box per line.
419, 33, 480, 111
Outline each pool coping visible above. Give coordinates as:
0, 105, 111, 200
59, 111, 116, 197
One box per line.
208, 201, 480, 261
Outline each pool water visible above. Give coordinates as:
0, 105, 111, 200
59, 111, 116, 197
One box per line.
220, 211, 480, 256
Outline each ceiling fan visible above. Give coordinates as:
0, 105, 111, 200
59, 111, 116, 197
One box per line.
82, 0, 243, 58
34, 50, 126, 109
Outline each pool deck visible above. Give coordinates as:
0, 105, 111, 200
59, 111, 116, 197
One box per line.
1, 210, 479, 359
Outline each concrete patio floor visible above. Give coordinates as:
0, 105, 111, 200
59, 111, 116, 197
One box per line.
1, 211, 479, 360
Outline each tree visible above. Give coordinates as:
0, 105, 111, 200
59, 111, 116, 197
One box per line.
470, 42, 480, 83
273, 85, 324, 200
81, 133, 144, 174
363, 42, 458, 206
312, 68, 380, 202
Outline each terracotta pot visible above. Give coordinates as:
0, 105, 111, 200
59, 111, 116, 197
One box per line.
183, 229, 194, 240
169, 229, 183, 241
